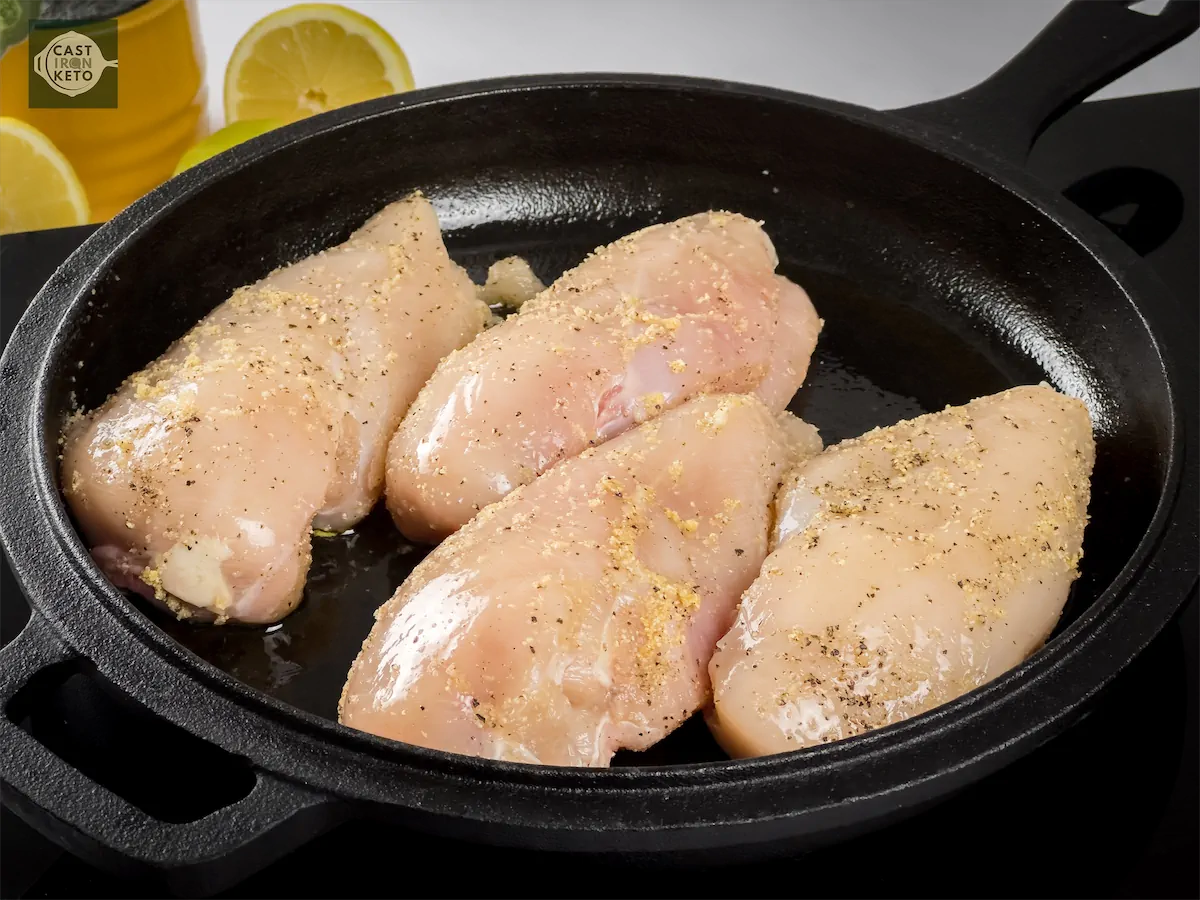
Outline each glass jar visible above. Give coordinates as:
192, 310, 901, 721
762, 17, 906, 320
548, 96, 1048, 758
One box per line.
1, 0, 209, 222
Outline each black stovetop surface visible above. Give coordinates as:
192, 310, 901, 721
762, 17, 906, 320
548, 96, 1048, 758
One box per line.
1, 90, 1196, 899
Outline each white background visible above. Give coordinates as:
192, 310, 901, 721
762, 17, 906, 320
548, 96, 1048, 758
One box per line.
195, 0, 1200, 129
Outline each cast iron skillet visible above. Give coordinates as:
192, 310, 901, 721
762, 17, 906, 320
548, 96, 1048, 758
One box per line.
1, 1, 1197, 894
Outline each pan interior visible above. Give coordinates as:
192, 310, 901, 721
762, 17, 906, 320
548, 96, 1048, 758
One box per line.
42, 85, 1173, 766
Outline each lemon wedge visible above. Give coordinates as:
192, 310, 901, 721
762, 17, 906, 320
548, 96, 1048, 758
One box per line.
0, 117, 90, 235
224, 3, 414, 124
173, 118, 287, 176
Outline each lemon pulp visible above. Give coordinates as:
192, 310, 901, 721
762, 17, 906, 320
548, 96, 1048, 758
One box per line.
224, 3, 414, 124
0, 117, 90, 234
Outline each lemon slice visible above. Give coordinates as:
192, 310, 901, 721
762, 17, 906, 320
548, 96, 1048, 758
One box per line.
224, 3, 414, 124
173, 119, 287, 176
0, 117, 90, 235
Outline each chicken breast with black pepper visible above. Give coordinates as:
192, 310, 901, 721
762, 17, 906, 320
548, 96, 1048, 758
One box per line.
707, 384, 1095, 757
61, 193, 490, 625
340, 395, 820, 766
385, 212, 822, 543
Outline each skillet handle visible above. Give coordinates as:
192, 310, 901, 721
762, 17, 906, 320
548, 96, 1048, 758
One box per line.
893, 0, 1199, 165
0, 615, 340, 896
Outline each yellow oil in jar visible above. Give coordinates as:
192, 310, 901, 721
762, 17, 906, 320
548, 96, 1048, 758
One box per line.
1, 0, 209, 222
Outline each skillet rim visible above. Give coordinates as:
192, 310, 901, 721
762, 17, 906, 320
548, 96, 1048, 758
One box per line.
0, 74, 1194, 817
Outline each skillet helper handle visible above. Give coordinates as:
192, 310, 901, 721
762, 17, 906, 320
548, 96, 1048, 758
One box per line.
0, 615, 335, 896
895, 0, 1200, 165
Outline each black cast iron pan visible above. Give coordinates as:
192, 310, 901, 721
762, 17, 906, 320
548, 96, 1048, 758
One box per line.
1, 1, 1197, 895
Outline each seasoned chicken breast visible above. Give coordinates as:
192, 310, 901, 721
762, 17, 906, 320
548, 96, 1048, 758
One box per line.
385, 212, 822, 543
341, 395, 819, 766
62, 193, 490, 625
708, 384, 1095, 757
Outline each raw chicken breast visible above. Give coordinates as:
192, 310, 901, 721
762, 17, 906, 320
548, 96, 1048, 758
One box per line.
62, 194, 490, 625
341, 395, 819, 766
478, 256, 545, 310
708, 384, 1095, 757
386, 212, 822, 543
